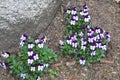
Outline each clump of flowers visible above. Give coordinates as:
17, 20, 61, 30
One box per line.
60, 4, 111, 65
0, 34, 57, 80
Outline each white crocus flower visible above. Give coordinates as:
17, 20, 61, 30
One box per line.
36, 76, 41, 80
20, 73, 26, 79
27, 49, 33, 56
38, 64, 44, 71
91, 51, 96, 56
70, 19, 76, 25
79, 58, 86, 65
66, 9, 71, 14
81, 45, 86, 51
31, 66, 35, 71
44, 63, 49, 68
59, 40, 64, 46
1, 52, 10, 58
28, 42, 34, 49
79, 32, 84, 37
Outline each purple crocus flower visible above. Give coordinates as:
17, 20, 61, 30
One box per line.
72, 40, 78, 48
81, 45, 86, 51
83, 11, 89, 16
70, 33, 76, 39
105, 32, 111, 42
28, 42, 34, 49
37, 63, 44, 71
79, 57, 86, 65
96, 41, 102, 48
66, 36, 72, 45
71, 7, 77, 15
32, 52, 39, 60
66, 9, 71, 14
72, 14, 78, 21
27, 49, 33, 56
1, 51, 10, 58
70, 18, 76, 25
38, 41, 44, 48
2, 62, 9, 69
20, 34, 28, 41
101, 43, 107, 51
83, 4, 89, 12
90, 43, 96, 50
20, 40, 26, 47
84, 15, 90, 22
34, 37, 40, 44
80, 10, 84, 15
41, 36, 47, 43
88, 35, 94, 43
27, 56, 34, 64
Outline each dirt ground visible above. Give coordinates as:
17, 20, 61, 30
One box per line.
0, 0, 120, 80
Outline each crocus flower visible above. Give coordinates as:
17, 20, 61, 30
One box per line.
88, 36, 94, 43
38, 41, 44, 48
1, 51, 10, 58
70, 18, 76, 25
44, 63, 49, 68
81, 38, 87, 45
91, 51, 96, 56
80, 10, 84, 15
66, 9, 71, 14
20, 73, 26, 79
101, 44, 107, 51
72, 14, 78, 21
84, 15, 90, 22
79, 31, 84, 37
37, 63, 44, 71
105, 32, 111, 42
81, 45, 86, 51
96, 41, 102, 48
90, 43, 96, 50
20, 34, 28, 41
83, 11, 89, 16
41, 36, 47, 43
27, 56, 34, 64
70, 33, 77, 40
28, 42, 34, 49
30, 65, 35, 71
27, 49, 33, 56
95, 27, 101, 34
32, 53, 39, 60
34, 37, 40, 44
79, 57, 86, 65
99, 33, 104, 39
66, 36, 72, 45
72, 40, 78, 48
36, 76, 41, 80
83, 4, 89, 12
87, 31, 93, 36
59, 40, 64, 46
71, 7, 77, 15
20, 40, 25, 47
2, 62, 9, 69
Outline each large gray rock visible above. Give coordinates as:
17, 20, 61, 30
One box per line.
0, 0, 62, 51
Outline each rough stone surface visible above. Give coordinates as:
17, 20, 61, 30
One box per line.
0, 0, 62, 51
